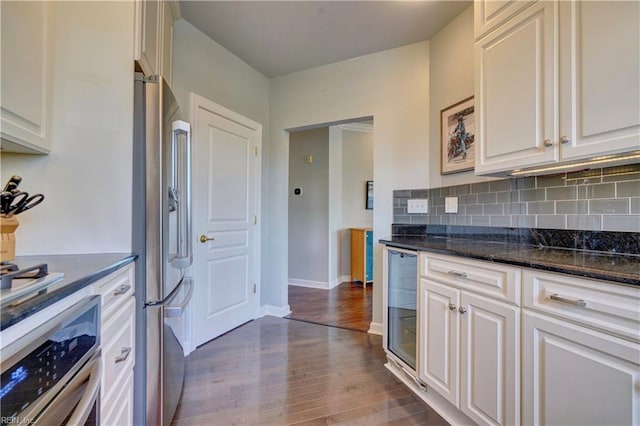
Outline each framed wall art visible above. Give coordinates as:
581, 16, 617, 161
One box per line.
365, 180, 373, 209
441, 96, 475, 175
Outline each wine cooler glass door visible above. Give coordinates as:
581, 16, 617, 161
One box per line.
387, 250, 417, 370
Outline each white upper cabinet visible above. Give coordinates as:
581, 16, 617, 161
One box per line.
559, 0, 640, 161
159, 1, 175, 86
474, 0, 536, 40
0, 1, 52, 154
134, 0, 175, 85
475, 0, 640, 175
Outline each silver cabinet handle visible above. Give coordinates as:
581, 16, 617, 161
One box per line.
113, 284, 131, 296
459, 306, 467, 314
448, 270, 468, 278
560, 136, 571, 145
549, 294, 587, 307
448, 303, 457, 311
115, 347, 132, 363
543, 139, 553, 148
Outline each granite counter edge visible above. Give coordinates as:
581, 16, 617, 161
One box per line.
1, 254, 137, 331
380, 239, 639, 287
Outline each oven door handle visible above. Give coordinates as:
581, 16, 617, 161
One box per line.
66, 354, 103, 425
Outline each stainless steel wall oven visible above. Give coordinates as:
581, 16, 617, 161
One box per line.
0, 296, 101, 425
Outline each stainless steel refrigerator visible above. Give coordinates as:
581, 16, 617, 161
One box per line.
132, 73, 193, 426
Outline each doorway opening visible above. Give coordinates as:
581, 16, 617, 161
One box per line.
285, 118, 374, 332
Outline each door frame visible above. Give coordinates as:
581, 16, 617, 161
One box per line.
185, 92, 262, 355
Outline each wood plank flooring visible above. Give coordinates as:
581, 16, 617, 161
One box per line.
286, 282, 372, 332
171, 317, 448, 426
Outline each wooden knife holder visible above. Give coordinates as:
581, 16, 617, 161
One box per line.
0, 216, 19, 262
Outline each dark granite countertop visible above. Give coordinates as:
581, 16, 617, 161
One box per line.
380, 230, 639, 287
1, 253, 137, 331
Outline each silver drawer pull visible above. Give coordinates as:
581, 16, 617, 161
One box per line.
550, 294, 587, 307
115, 347, 132, 364
448, 270, 468, 278
113, 284, 131, 296
448, 303, 457, 311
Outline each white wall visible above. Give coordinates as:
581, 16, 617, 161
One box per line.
340, 128, 373, 277
171, 19, 273, 304
288, 128, 329, 284
269, 42, 430, 328
341, 129, 374, 228
0, 1, 134, 254
428, 5, 495, 188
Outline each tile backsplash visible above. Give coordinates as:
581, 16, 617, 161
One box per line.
393, 164, 640, 232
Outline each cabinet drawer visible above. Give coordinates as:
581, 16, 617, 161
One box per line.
93, 263, 134, 319
523, 269, 640, 342
421, 253, 521, 305
102, 372, 133, 426
101, 296, 135, 405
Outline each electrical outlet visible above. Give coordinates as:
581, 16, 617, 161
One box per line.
407, 199, 428, 214
445, 197, 458, 213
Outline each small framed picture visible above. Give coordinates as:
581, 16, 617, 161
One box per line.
441, 96, 475, 175
365, 180, 373, 209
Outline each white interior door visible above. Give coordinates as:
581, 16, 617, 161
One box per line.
191, 94, 261, 347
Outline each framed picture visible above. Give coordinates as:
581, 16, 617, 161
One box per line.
365, 180, 373, 209
441, 96, 475, 175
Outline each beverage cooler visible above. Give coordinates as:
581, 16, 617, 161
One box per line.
384, 248, 418, 372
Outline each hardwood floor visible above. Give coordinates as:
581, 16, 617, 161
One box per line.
286, 282, 372, 332
171, 317, 448, 426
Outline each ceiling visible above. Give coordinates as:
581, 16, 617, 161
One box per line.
179, 1, 472, 78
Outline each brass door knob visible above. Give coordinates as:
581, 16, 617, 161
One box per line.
200, 234, 215, 243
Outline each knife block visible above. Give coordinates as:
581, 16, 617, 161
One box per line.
0, 216, 19, 262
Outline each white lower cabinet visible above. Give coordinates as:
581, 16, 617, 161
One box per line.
90, 263, 136, 424
460, 292, 519, 426
419, 253, 520, 426
522, 269, 640, 426
522, 310, 639, 426
419, 279, 460, 406
399, 252, 638, 426
102, 373, 134, 426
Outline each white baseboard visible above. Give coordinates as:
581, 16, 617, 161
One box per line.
368, 321, 383, 335
339, 275, 351, 284
290, 276, 353, 290
260, 304, 291, 318
289, 278, 330, 289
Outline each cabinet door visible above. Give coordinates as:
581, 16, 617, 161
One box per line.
418, 279, 460, 407
159, 0, 174, 85
474, 0, 536, 40
0, 1, 51, 153
365, 230, 373, 282
135, 0, 160, 76
351, 228, 365, 283
460, 292, 520, 426
523, 310, 640, 426
559, 0, 640, 161
475, 2, 558, 175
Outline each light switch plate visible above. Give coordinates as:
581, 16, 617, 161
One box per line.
407, 199, 428, 214
445, 197, 458, 213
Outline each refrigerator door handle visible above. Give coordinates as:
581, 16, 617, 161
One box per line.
165, 277, 194, 318
170, 120, 193, 269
